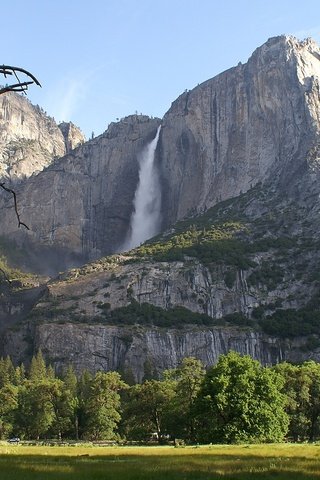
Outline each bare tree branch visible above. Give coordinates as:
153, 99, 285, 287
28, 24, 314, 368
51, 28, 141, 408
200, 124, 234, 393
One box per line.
0, 81, 34, 94
0, 183, 29, 230
0, 65, 40, 230
0, 65, 41, 95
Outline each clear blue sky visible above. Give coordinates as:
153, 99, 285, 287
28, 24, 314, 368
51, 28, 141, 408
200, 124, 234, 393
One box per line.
2, 0, 320, 138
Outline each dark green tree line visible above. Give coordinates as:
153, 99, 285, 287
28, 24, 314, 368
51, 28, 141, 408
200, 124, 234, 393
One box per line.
2, 351, 320, 443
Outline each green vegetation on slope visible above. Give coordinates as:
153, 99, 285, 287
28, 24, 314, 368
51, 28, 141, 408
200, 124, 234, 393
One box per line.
0, 237, 39, 288
27, 300, 223, 328
132, 221, 258, 269
0, 255, 35, 288
22, 186, 320, 344
28, 295, 320, 342
101, 301, 217, 328
260, 308, 320, 338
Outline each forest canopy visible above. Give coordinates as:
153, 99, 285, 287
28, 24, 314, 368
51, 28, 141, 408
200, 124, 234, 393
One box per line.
1, 352, 320, 444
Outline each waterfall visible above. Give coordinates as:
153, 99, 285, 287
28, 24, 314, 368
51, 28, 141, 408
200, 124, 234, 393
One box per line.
122, 125, 162, 251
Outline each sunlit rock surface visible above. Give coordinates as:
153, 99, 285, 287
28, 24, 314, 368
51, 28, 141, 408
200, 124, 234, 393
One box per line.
159, 36, 320, 225
1, 36, 320, 261
0, 92, 85, 181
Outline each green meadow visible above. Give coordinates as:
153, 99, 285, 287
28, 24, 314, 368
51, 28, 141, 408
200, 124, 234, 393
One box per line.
0, 444, 320, 480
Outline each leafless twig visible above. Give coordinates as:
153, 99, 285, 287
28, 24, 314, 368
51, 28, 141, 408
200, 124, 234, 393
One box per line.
0, 183, 29, 230
0, 65, 41, 95
0, 65, 40, 229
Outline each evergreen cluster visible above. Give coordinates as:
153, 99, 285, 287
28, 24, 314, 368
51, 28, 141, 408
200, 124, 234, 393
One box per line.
1, 352, 320, 444
128, 221, 256, 269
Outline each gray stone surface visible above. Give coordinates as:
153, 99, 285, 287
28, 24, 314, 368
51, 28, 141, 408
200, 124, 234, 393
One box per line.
1, 254, 317, 380
1, 36, 320, 260
0, 92, 85, 181
159, 36, 320, 226
1, 319, 314, 382
0, 115, 160, 261
1, 37, 320, 261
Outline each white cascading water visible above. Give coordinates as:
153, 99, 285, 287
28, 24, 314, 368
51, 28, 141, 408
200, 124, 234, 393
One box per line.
122, 126, 162, 251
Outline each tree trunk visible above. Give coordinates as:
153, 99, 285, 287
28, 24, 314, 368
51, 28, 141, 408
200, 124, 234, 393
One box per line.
75, 416, 79, 441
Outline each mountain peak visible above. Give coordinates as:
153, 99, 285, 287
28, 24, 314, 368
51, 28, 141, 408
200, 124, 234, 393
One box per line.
1, 35, 320, 261
249, 35, 320, 74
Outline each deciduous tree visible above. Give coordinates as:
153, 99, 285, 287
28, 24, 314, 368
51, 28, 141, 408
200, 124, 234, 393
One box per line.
122, 378, 176, 442
194, 351, 288, 443
164, 357, 205, 441
277, 361, 320, 441
0, 383, 18, 438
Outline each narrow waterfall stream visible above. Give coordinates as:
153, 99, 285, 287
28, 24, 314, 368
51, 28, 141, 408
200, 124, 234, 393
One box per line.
122, 125, 162, 251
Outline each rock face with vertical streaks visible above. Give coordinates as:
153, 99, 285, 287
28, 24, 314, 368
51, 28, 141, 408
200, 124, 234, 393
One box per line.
0, 115, 160, 264
1, 36, 320, 261
159, 36, 320, 226
1, 245, 318, 381
0, 92, 85, 181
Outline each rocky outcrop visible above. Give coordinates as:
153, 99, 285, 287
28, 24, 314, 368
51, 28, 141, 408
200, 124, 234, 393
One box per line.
0, 92, 85, 181
0, 284, 45, 332
26, 324, 290, 382
0, 115, 160, 263
41, 256, 314, 320
58, 122, 86, 153
159, 36, 320, 226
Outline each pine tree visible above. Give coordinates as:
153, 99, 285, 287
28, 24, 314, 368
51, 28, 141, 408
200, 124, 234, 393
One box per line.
0, 356, 15, 388
14, 364, 26, 386
59, 365, 79, 439
28, 351, 47, 381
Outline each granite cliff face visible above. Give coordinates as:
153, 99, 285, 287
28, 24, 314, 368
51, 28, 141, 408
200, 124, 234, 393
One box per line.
1, 36, 320, 261
2, 241, 319, 380
58, 121, 87, 154
0, 115, 160, 263
1, 35, 320, 377
159, 36, 320, 225
0, 92, 85, 181
2, 323, 288, 383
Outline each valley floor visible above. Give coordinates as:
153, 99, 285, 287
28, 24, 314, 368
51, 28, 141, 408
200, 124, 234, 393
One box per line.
0, 443, 319, 479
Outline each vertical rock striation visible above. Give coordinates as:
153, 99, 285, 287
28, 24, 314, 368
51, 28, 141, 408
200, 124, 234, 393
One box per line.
159, 36, 320, 226
1, 36, 320, 264
1, 320, 310, 382
0, 115, 161, 263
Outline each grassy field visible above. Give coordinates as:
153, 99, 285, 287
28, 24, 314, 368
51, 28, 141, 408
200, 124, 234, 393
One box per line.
0, 443, 320, 479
